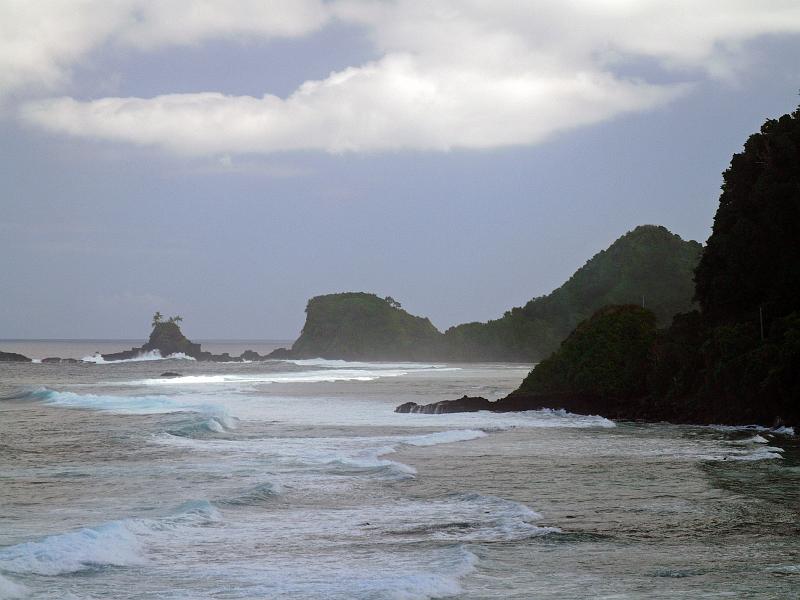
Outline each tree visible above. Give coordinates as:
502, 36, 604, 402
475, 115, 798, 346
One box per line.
694, 106, 800, 327
384, 296, 402, 309
152, 312, 163, 327
168, 315, 183, 324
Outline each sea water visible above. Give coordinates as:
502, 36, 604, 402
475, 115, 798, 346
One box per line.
0, 342, 798, 599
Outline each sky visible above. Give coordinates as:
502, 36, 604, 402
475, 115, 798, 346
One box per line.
1, 1, 799, 340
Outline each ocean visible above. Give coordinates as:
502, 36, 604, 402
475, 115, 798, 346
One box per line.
0, 341, 798, 599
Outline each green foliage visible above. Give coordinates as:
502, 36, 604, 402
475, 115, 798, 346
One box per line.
695, 107, 800, 326
638, 106, 800, 425
444, 225, 701, 361
152, 311, 163, 327
516, 305, 657, 399
290, 292, 443, 360
644, 106, 800, 424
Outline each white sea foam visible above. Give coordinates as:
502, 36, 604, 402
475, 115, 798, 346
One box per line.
0, 521, 144, 576
130, 368, 412, 386
402, 429, 488, 446
0, 501, 220, 577
82, 350, 196, 364
284, 358, 457, 370
710, 424, 795, 437
25, 387, 225, 416
0, 574, 27, 600
157, 429, 488, 484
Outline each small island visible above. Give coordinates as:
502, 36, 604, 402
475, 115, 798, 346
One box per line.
99, 313, 268, 363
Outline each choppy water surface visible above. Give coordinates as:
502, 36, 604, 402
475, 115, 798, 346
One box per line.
0, 347, 798, 599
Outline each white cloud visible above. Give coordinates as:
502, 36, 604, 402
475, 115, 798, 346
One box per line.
9, 0, 800, 154
0, 0, 330, 98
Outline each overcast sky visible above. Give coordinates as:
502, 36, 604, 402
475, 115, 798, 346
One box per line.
1, 1, 799, 340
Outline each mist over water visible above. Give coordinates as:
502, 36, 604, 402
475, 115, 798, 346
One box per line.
1, 343, 798, 599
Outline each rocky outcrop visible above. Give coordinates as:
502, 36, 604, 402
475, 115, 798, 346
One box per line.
101, 321, 248, 362
102, 321, 203, 361
395, 393, 648, 419
270, 292, 443, 361
0, 351, 31, 362
396, 396, 493, 414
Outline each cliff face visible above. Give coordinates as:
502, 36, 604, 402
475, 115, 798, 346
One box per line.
442, 225, 701, 361
284, 293, 444, 361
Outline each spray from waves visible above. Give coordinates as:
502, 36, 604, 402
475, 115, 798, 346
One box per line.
81, 350, 196, 364
0, 501, 219, 576
0, 574, 27, 600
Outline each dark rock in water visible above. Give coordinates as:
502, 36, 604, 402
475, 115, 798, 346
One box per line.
0, 351, 31, 362
160, 372, 182, 378
100, 348, 145, 361
395, 396, 493, 414
396, 392, 618, 417
240, 350, 262, 361
266, 347, 293, 359
42, 357, 62, 364
61, 358, 80, 364
99, 320, 235, 362
143, 321, 202, 357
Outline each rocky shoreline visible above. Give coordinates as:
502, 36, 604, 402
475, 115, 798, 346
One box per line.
395, 392, 794, 428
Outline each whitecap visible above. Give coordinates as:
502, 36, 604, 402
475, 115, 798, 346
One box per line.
81, 350, 196, 364
129, 368, 411, 386
0, 501, 220, 577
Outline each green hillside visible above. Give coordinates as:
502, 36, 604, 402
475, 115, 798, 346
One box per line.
443, 225, 702, 361
287, 292, 443, 361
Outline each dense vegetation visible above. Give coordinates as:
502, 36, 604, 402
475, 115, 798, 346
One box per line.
516, 305, 657, 399
654, 106, 800, 425
289, 293, 443, 360
443, 225, 701, 361
514, 105, 800, 426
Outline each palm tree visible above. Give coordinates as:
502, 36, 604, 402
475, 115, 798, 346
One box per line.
169, 315, 183, 324
152, 312, 163, 327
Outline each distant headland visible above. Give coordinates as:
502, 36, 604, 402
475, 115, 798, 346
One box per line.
268, 224, 702, 363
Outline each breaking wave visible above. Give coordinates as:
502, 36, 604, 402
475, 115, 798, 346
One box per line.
130, 368, 412, 386
0, 501, 219, 576
82, 350, 196, 364
10, 387, 225, 417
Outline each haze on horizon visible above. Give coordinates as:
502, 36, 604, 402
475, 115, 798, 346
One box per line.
2, 1, 800, 340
